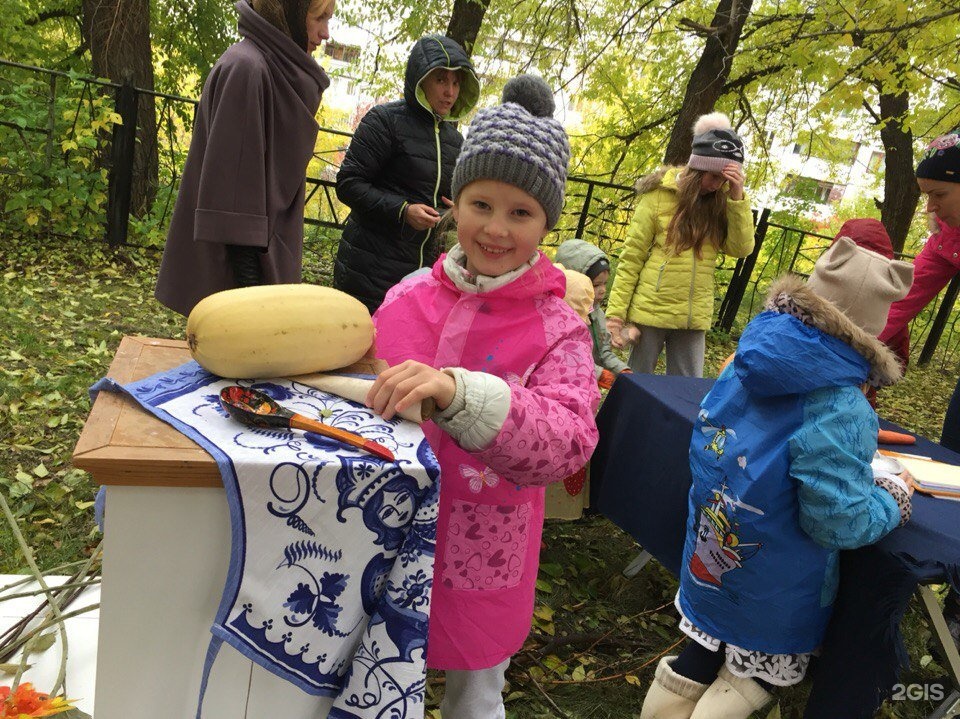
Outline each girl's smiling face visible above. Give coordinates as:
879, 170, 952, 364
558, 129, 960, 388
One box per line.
453, 180, 549, 277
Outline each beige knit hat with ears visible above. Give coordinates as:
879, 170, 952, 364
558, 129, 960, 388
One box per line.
806, 235, 913, 336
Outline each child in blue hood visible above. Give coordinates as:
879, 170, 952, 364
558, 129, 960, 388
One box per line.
641, 236, 915, 719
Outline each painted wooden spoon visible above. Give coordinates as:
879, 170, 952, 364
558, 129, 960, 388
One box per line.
219, 386, 395, 462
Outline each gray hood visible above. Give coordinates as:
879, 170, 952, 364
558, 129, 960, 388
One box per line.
554, 239, 607, 276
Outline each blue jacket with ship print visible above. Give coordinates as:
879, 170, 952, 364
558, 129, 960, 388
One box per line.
677, 274, 905, 655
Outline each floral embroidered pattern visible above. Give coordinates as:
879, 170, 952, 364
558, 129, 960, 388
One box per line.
922, 131, 960, 160
677, 605, 811, 687
99, 365, 440, 718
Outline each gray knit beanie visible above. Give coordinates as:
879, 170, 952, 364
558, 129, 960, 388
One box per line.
451, 74, 570, 229
688, 112, 745, 172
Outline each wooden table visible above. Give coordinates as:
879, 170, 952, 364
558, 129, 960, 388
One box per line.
74, 336, 220, 487
73, 336, 336, 719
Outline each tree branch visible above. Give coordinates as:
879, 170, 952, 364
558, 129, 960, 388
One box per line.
678, 17, 718, 37
753, 6, 960, 48
862, 99, 882, 125
740, 11, 814, 40
911, 63, 960, 92
26, 7, 79, 25
722, 63, 787, 92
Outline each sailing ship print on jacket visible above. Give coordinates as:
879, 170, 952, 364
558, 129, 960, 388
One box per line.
689, 481, 763, 588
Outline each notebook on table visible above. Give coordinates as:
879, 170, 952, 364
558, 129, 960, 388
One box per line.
878, 450, 960, 500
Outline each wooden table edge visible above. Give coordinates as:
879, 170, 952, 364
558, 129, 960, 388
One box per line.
71, 336, 222, 488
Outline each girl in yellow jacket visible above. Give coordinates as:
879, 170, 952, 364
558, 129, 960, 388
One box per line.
605, 113, 755, 377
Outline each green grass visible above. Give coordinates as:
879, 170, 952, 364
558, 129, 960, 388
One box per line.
0, 232, 955, 717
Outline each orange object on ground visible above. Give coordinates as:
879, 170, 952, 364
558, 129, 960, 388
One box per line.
719, 352, 735, 374
598, 369, 616, 390
878, 429, 916, 445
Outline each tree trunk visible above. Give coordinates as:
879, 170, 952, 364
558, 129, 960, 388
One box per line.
81, 0, 158, 215
446, 0, 491, 57
663, 0, 754, 165
876, 58, 920, 255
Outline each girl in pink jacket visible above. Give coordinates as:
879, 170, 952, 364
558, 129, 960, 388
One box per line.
365, 75, 600, 718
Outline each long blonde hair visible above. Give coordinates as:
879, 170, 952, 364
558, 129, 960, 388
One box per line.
665, 168, 728, 259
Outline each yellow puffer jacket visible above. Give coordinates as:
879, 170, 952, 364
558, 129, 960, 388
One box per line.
606, 166, 755, 331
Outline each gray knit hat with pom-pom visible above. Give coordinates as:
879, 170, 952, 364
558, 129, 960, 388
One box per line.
451, 74, 570, 228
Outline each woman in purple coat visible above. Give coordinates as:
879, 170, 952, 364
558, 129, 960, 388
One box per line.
155, 0, 332, 316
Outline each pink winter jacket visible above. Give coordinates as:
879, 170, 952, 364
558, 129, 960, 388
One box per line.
373, 251, 600, 670
879, 219, 960, 363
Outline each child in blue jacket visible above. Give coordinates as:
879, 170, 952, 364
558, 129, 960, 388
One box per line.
641, 236, 914, 719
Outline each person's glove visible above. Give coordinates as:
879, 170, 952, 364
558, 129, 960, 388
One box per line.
227, 244, 264, 287
598, 369, 616, 390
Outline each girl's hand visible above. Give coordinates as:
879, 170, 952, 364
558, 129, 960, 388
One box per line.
405, 203, 441, 230
899, 468, 916, 497
722, 163, 745, 201
365, 360, 456, 421
622, 324, 641, 346
606, 316, 625, 348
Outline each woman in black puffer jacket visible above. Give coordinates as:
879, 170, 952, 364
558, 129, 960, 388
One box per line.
333, 35, 479, 312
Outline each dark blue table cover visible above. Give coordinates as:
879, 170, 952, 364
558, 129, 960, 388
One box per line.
591, 372, 960, 719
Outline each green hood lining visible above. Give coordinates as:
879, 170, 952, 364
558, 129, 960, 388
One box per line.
414, 65, 480, 122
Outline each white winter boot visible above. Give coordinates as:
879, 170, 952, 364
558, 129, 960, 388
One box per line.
640, 656, 710, 719
689, 665, 772, 719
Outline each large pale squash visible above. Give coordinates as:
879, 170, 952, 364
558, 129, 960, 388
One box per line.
186, 284, 374, 378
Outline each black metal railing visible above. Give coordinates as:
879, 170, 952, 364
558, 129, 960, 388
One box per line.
3, 56, 959, 367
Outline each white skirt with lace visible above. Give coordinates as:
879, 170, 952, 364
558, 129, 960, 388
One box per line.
675, 596, 813, 687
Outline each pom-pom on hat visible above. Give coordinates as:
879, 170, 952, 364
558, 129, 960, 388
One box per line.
451, 74, 570, 229
807, 235, 913, 336
688, 112, 745, 172
916, 129, 960, 184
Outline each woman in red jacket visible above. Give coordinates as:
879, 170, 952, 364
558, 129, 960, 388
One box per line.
877, 130, 960, 366
914, 129, 960, 648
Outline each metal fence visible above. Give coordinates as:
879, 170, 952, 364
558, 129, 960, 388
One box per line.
714, 209, 960, 368
3, 57, 959, 368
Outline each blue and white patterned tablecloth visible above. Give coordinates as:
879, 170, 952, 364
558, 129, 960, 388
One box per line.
92, 360, 440, 719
